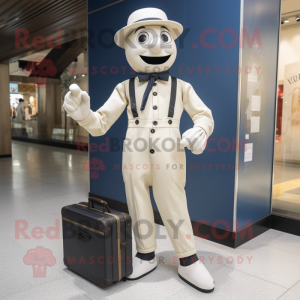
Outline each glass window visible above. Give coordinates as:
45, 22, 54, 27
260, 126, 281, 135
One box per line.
9, 51, 89, 148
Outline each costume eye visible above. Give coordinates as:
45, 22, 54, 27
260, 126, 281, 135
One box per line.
136, 32, 149, 44
161, 31, 172, 44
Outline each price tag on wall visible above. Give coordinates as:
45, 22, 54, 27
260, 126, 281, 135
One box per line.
251, 116, 260, 133
251, 95, 261, 111
244, 143, 253, 162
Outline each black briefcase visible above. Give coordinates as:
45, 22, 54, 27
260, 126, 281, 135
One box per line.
61, 197, 133, 287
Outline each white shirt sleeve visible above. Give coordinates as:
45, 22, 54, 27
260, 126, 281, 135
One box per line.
179, 80, 214, 137
77, 81, 128, 136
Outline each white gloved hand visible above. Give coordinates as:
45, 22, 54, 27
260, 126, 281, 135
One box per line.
180, 127, 207, 155
63, 84, 90, 121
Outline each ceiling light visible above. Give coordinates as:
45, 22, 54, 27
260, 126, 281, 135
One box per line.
284, 19, 289, 23
82, 74, 85, 77
74, 76, 76, 79
296, 17, 300, 22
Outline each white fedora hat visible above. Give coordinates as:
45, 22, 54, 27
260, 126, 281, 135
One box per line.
114, 8, 183, 48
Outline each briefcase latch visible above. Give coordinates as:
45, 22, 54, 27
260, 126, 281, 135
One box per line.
120, 241, 127, 249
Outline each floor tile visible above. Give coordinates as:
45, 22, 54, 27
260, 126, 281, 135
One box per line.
2, 278, 88, 300
266, 232, 300, 255
0, 201, 51, 228
0, 231, 64, 298
226, 245, 300, 288
278, 281, 300, 300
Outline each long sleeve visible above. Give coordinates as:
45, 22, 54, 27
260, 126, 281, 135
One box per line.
77, 81, 128, 136
180, 80, 214, 137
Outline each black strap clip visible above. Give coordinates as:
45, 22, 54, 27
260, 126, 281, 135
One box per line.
73, 228, 90, 242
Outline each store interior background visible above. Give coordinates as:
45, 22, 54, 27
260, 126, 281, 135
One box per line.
9, 49, 88, 145
272, 0, 300, 220
6, 0, 300, 222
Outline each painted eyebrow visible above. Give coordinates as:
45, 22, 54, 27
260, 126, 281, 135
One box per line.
161, 26, 170, 31
135, 26, 146, 34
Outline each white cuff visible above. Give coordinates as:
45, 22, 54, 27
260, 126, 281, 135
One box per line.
77, 110, 95, 126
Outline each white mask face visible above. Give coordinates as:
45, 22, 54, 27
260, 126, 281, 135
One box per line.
124, 25, 177, 73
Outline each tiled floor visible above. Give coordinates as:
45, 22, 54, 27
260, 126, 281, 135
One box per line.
1, 141, 300, 300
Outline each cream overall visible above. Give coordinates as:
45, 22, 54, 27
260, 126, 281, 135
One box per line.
78, 76, 214, 258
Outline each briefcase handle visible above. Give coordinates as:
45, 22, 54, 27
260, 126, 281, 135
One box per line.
88, 197, 111, 213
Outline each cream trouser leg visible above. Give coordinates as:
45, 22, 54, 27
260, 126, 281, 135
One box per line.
123, 127, 157, 253
124, 174, 157, 253
123, 127, 197, 258
151, 127, 196, 258
152, 169, 197, 258
122, 127, 196, 258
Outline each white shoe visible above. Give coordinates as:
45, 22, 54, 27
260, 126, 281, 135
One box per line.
127, 256, 157, 280
178, 261, 215, 293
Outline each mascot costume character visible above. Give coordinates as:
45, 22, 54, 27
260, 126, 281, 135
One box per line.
64, 8, 215, 293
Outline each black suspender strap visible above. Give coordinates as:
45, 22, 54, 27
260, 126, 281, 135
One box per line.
130, 76, 176, 118
129, 77, 138, 118
168, 76, 177, 118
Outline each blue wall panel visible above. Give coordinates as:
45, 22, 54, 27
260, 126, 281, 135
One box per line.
88, 0, 240, 229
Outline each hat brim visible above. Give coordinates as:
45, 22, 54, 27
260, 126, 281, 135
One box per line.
114, 20, 183, 49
